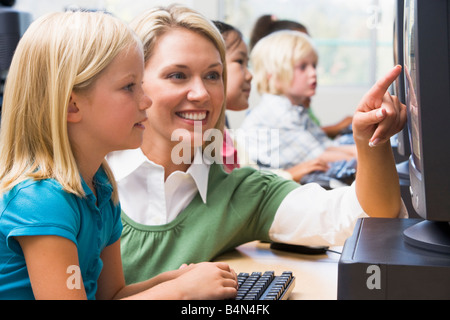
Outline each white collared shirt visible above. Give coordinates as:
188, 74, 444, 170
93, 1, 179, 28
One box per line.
106, 147, 407, 246
107, 148, 209, 226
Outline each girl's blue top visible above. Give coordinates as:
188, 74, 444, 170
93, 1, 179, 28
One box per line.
0, 167, 122, 300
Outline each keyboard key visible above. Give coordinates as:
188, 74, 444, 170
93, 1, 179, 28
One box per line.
235, 271, 295, 300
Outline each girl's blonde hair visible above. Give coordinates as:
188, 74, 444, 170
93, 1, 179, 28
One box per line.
251, 30, 318, 95
0, 11, 141, 203
129, 4, 227, 135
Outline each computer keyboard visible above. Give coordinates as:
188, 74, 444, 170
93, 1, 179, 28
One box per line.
300, 158, 357, 189
235, 271, 295, 300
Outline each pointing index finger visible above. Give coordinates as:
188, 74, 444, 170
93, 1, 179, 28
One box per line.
367, 65, 402, 100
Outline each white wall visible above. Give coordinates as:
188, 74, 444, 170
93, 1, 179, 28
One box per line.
13, 0, 221, 21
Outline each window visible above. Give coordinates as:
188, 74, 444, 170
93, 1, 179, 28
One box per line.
14, 0, 395, 87
221, 0, 395, 87
13, 0, 219, 23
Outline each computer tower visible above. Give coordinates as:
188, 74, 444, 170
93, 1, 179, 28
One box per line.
338, 218, 450, 299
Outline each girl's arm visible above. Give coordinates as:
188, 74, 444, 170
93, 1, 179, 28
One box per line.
96, 240, 238, 300
18, 236, 237, 300
16, 235, 88, 299
352, 65, 407, 218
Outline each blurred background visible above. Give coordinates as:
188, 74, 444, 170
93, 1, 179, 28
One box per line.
8, 0, 396, 129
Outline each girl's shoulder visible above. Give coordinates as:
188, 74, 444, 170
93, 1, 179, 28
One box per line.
3, 178, 67, 201
0, 178, 82, 255
0, 178, 77, 220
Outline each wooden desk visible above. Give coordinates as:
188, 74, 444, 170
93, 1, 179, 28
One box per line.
214, 241, 341, 300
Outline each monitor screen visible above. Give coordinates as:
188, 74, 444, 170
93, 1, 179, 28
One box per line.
402, 0, 450, 253
393, 0, 405, 104
392, 0, 411, 161
403, 0, 421, 173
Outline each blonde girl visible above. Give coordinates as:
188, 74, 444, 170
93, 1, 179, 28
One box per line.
0, 10, 237, 300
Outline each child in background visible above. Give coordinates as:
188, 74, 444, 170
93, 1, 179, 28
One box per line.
107, 4, 407, 285
249, 14, 353, 138
212, 21, 251, 172
240, 30, 357, 174
249, 14, 309, 51
214, 20, 329, 179
0, 11, 237, 300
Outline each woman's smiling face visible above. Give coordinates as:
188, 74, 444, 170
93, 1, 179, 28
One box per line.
141, 28, 225, 150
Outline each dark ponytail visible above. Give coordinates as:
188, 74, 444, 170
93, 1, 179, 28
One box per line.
249, 14, 309, 51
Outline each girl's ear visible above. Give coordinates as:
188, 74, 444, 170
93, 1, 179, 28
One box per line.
67, 92, 82, 123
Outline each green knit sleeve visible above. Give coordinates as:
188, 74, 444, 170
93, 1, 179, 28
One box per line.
119, 164, 299, 284
223, 166, 300, 241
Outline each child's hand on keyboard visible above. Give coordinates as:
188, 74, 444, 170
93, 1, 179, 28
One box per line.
174, 262, 238, 300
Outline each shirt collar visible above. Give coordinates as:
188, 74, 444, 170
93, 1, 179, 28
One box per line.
81, 166, 113, 210
107, 147, 210, 204
106, 148, 148, 181
186, 148, 210, 203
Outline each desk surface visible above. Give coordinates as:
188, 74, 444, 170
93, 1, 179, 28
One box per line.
214, 241, 341, 300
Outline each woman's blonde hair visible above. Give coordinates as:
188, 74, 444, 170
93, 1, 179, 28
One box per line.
0, 11, 141, 202
129, 4, 227, 136
251, 30, 318, 95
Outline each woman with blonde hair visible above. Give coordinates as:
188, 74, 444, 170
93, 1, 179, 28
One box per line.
0, 10, 238, 300
107, 4, 407, 285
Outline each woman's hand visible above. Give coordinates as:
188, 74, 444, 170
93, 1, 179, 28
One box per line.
352, 65, 407, 218
352, 65, 407, 147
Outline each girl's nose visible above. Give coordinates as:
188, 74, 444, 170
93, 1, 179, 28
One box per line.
245, 67, 253, 82
141, 93, 152, 110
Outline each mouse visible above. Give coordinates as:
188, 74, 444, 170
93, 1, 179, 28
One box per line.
270, 242, 329, 255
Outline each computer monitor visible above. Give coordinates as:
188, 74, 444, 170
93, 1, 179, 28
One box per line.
393, 0, 405, 105
402, 0, 450, 253
392, 0, 411, 160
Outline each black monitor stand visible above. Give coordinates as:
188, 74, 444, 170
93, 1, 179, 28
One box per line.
338, 218, 450, 299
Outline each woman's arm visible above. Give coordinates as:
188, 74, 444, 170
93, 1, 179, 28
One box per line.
352, 65, 407, 218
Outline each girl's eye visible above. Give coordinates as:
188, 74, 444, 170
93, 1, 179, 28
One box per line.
124, 83, 136, 92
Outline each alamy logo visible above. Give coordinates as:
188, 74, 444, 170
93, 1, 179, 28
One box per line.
366, 5, 382, 30
67, 265, 81, 290
170, 121, 280, 168
366, 265, 381, 290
